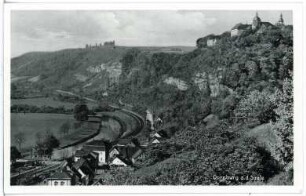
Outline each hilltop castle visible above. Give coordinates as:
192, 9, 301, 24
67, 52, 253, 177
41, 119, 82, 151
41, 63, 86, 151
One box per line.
85, 40, 116, 49
196, 13, 286, 48
231, 12, 284, 37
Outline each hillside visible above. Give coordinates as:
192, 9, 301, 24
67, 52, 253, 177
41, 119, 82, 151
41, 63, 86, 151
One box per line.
106, 23, 293, 185
11, 46, 195, 99
10, 22, 293, 185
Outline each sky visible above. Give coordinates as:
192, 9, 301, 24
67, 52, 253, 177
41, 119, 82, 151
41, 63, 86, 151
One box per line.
11, 10, 292, 57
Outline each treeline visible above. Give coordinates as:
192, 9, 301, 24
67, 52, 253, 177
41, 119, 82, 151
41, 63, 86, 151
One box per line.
11, 104, 73, 114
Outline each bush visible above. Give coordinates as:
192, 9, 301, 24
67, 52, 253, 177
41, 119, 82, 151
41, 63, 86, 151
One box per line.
234, 90, 276, 123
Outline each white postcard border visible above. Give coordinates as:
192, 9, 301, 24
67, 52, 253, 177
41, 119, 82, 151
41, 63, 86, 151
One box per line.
3, 1, 305, 194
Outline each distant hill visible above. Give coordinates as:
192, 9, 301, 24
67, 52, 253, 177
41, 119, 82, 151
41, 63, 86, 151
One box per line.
11, 46, 195, 98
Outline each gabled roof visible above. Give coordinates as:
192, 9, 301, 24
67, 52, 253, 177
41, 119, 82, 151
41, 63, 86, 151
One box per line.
231, 23, 251, 30
156, 130, 169, 138
111, 145, 142, 161
116, 138, 132, 146
82, 145, 105, 152
75, 150, 89, 157
261, 22, 273, 27
85, 140, 106, 147
48, 171, 71, 180
111, 155, 133, 166
152, 137, 167, 144
131, 148, 144, 159
72, 157, 87, 170
83, 140, 106, 151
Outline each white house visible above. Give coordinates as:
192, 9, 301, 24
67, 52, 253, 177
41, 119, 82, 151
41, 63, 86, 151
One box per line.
109, 147, 120, 158
231, 23, 251, 37
82, 140, 109, 166
47, 172, 71, 186
111, 156, 128, 166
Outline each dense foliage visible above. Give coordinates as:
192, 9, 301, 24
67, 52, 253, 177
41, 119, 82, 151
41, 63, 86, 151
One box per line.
107, 24, 293, 185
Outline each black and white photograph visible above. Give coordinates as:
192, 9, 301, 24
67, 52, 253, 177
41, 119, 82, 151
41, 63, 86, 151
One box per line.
2, 1, 305, 194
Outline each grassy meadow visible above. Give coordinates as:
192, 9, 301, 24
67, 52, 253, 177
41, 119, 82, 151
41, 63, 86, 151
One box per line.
11, 113, 74, 152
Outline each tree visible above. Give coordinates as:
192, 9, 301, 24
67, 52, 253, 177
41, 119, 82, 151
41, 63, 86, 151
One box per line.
36, 134, 60, 156
59, 121, 70, 137
14, 132, 25, 151
11, 146, 21, 163
271, 76, 293, 167
234, 90, 276, 123
74, 102, 89, 121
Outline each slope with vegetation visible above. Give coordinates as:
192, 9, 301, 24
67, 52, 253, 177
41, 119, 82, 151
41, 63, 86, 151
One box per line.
10, 23, 293, 185
106, 24, 293, 185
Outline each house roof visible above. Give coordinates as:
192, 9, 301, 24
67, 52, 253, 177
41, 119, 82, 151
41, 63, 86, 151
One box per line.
156, 130, 169, 138
82, 145, 105, 152
231, 23, 251, 30
112, 145, 142, 161
85, 140, 106, 146
89, 152, 99, 159
73, 157, 87, 170
48, 171, 71, 180
261, 22, 273, 27
83, 140, 106, 151
116, 138, 132, 146
131, 148, 144, 159
111, 155, 133, 166
75, 150, 89, 157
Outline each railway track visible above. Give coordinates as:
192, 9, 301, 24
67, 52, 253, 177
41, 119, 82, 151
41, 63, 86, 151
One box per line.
11, 162, 63, 181
120, 108, 145, 138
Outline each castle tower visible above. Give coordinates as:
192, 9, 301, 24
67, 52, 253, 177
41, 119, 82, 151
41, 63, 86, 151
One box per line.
277, 13, 284, 26
252, 12, 261, 30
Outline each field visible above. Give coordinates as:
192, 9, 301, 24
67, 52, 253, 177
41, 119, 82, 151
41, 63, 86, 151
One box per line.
11, 97, 96, 109
11, 113, 74, 152
59, 121, 100, 148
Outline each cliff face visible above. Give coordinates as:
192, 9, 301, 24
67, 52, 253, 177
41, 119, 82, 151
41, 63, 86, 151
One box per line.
117, 24, 292, 111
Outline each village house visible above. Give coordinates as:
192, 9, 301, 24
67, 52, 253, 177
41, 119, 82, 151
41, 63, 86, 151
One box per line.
110, 155, 131, 167
109, 147, 143, 166
231, 13, 283, 37
230, 23, 251, 37
206, 34, 220, 47
109, 139, 144, 166
71, 157, 95, 185
74, 149, 88, 162
31, 146, 51, 160
152, 129, 169, 139
81, 140, 110, 166
46, 171, 72, 186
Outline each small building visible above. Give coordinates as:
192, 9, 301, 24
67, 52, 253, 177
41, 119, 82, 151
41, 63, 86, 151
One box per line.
72, 157, 95, 185
74, 149, 88, 162
46, 171, 71, 186
109, 146, 121, 158
231, 23, 251, 37
110, 156, 130, 167
131, 148, 144, 164
151, 137, 165, 144
153, 129, 169, 139
206, 34, 220, 47
81, 140, 110, 166
109, 144, 144, 166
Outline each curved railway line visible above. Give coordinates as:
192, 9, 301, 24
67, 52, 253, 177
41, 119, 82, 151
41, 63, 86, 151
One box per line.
11, 101, 145, 183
